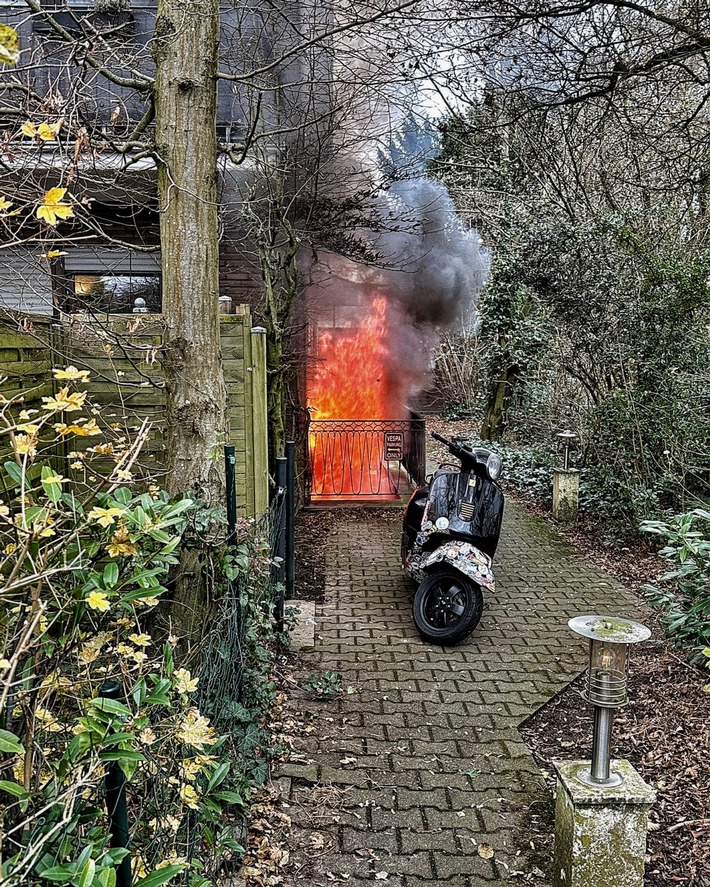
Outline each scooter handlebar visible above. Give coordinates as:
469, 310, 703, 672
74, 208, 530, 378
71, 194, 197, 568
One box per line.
432, 431, 471, 458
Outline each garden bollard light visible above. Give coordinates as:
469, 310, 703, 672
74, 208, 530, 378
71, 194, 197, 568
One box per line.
556, 429, 578, 471
552, 430, 579, 522
99, 680, 131, 887
568, 615, 651, 785
553, 615, 655, 887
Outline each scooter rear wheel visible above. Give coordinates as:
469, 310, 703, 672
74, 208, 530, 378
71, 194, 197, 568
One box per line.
413, 568, 483, 645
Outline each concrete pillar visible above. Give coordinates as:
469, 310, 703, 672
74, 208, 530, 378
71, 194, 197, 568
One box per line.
553, 468, 580, 522
554, 760, 656, 887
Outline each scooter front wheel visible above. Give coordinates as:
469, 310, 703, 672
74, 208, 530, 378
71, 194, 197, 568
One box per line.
413, 568, 483, 645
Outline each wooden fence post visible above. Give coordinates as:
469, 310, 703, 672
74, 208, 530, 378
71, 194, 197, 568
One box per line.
250, 327, 269, 518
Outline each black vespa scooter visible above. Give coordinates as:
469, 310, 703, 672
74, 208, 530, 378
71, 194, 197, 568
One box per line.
401, 432, 504, 645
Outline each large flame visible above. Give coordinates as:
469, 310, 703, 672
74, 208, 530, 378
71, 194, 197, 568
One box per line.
308, 298, 397, 498
308, 297, 389, 422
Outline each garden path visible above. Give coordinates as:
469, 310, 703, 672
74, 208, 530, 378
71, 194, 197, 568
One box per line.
274, 501, 644, 885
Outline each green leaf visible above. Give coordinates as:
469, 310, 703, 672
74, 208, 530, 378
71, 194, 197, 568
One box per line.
206, 761, 230, 792
162, 498, 195, 518
212, 790, 245, 807
103, 562, 119, 588
133, 677, 147, 707
163, 642, 174, 678
98, 732, 135, 747
134, 863, 186, 887
113, 487, 132, 506
41, 465, 63, 503
0, 728, 24, 754
37, 863, 78, 882
77, 859, 96, 887
3, 460, 22, 486
90, 697, 131, 718
104, 848, 129, 866
97, 868, 116, 887
67, 731, 94, 760
0, 779, 29, 799
144, 689, 170, 707
76, 845, 93, 869
98, 749, 145, 763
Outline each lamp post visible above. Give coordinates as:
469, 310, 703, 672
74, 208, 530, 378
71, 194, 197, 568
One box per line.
553, 430, 580, 521
556, 429, 578, 471
568, 615, 651, 786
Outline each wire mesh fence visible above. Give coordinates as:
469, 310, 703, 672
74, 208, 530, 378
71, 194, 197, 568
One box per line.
197, 494, 283, 736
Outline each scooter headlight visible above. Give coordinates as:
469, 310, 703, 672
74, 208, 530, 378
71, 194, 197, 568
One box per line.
486, 453, 502, 482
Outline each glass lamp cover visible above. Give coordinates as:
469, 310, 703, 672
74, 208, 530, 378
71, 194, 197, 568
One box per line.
588, 640, 628, 706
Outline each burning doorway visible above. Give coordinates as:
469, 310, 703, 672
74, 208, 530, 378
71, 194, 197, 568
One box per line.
303, 172, 489, 502
306, 293, 426, 501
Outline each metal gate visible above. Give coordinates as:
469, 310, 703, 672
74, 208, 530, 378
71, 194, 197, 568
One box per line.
308, 415, 426, 500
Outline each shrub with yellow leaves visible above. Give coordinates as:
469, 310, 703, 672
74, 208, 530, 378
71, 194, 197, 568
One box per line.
0, 372, 255, 887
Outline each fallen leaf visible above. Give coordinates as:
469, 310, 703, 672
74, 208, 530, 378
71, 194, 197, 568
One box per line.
477, 843, 494, 859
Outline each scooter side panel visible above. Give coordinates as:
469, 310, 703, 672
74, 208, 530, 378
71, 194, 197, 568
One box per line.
409, 541, 496, 592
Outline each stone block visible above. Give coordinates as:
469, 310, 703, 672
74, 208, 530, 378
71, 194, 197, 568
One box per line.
285, 599, 316, 651
553, 759, 656, 887
553, 469, 580, 522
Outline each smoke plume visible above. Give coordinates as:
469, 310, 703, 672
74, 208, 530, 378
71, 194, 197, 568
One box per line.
306, 43, 489, 414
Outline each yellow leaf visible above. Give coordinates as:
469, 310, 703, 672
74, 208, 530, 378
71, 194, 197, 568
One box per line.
42, 386, 86, 412
38, 122, 60, 141
42, 472, 65, 485
0, 196, 19, 217
54, 418, 101, 437
21, 121, 37, 138
0, 24, 20, 66
87, 506, 125, 527
53, 365, 90, 382
86, 590, 110, 612
42, 249, 68, 259
36, 187, 74, 227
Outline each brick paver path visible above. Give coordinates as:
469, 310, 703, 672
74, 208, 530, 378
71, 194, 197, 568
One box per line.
277, 501, 643, 885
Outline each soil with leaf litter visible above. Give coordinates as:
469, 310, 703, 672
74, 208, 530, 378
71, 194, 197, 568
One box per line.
520, 643, 710, 886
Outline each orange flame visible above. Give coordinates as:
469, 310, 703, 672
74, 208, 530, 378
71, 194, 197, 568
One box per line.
308, 298, 396, 498
308, 297, 389, 422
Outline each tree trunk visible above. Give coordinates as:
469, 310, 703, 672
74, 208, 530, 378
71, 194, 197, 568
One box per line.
153, 0, 226, 505
153, 0, 226, 644
481, 365, 519, 441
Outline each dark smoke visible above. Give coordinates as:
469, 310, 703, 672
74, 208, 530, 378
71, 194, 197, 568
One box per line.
306, 120, 489, 412
371, 175, 489, 328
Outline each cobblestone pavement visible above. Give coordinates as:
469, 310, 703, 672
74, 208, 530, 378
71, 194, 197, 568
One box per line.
276, 501, 644, 885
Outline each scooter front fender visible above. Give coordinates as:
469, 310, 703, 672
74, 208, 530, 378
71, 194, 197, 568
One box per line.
420, 541, 496, 593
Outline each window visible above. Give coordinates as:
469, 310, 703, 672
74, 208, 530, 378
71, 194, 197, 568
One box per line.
72, 273, 161, 313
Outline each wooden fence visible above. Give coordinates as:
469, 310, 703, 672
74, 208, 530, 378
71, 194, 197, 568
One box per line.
0, 306, 269, 516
